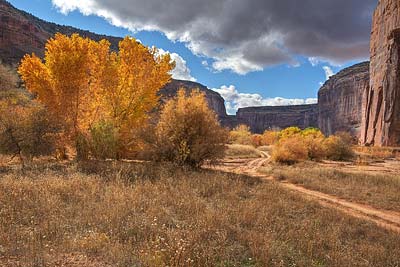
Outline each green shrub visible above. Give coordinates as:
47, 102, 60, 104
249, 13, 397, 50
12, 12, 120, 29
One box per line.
89, 120, 120, 160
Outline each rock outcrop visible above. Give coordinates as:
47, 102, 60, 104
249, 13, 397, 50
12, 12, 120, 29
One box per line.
318, 62, 370, 137
222, 104, 319, 134
361, 0, 400, 146
160, 79, 227, 118
0, 0, 121, 65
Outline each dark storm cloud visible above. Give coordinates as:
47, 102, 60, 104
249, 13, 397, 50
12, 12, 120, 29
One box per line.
53, 0, 377, 74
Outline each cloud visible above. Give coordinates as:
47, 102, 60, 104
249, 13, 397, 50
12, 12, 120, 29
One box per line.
156, 48, 196, 81
52, 0, 376, 75
212, 85, 317, 114
323, 66, 334, 80
308, 57, 320, 66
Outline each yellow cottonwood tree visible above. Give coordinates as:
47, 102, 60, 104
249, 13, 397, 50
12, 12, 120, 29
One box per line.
18, 33, 174, 156
99, 37, 174, 142
18, 33, 97, 138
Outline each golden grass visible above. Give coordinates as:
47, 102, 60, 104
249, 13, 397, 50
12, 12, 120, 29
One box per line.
0, 161, 400, 266
224, 144, 262, 159
261, 165, 400, 212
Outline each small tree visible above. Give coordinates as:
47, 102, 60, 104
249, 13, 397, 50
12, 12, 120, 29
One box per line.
155, 89, 228, 167
0, 103, 59, 164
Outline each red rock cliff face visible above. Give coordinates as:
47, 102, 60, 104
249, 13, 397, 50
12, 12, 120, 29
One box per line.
361, 0, 400, 146
160, 79, 227, 118
318, 62, 369, 138
222, 104, 319, 134
0, 0, 121, 64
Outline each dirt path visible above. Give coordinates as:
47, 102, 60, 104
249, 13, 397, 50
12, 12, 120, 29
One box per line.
212, 155, 400, 234
234, 151, 270, 174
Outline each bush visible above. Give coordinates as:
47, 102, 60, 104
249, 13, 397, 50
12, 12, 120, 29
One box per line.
279, 126, 302, 139
270, 127, 354, 164
0, 63, 18, 92
271, 135, 308, 164
251, 134, 264, 147
262, 130, 280, 145
89, 120, 120, 160
0, 103, 59, 163
155, 89, 228, 167
302, 128, 326, 160
229, 125, 253, 145
324, 132, 354, 161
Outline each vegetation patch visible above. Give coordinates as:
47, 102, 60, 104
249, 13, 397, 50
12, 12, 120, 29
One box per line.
1, 162, 400, 266
261, 165, 400, 212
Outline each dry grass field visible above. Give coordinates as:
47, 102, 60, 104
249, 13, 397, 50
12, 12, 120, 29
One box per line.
1, 160, 400, 267
224, 144, 262, 159
261, 164, 400, 212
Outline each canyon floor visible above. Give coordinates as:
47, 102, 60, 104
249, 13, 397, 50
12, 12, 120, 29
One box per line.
211, 153, 400, 234
1, 155, 400, 266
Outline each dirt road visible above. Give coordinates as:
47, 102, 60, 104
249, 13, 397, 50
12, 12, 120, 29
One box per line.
212, 155, 400, 233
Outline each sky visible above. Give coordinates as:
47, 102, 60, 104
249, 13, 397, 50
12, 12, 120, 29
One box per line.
8, 0, 377, 114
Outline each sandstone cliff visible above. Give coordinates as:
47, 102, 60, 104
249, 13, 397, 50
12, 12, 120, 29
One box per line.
0, 0, 121, 64
361, 0, 400, 146
222, 104, 319, 134
318, 62, 369, 137
160, 79, 227, 118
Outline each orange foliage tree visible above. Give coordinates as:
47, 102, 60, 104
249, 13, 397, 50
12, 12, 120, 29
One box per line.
18, 33, 174, 156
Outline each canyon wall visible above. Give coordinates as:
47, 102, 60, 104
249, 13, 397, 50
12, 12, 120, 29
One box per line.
160, 79, 227, 118
361, 0, 400, 146
222, 104, 319, 134
0, 0, 121, 64
318, 62, 369, 137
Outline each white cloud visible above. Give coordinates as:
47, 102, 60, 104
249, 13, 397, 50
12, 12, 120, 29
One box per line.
51, 0, 374, 75
212, 85, 317, 115
156, 48, 196, 81
308, 57, 320, 66
323, 66, 334, 80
